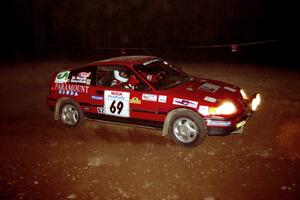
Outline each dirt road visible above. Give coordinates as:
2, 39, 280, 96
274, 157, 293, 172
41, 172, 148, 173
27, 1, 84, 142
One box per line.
0, 59, 299, 200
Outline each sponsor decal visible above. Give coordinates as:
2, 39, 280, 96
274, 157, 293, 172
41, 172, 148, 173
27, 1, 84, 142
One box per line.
55, 83, 89, 93
130, 97, 141, 104
55, 71, 70, 83
198, 105, 209, 116
143, 59, 160, 66
86, 79, 91, 85
78, 72, 91, 78
204, 96, 217, 103
158, 95, 167, 103
97, 107, 105, 114
70, 77, 86, 84
207, 119, 231, 127
173, 98, 198, 108
142, 94, 157, 102
91, 95, 103, 100
58, 90, 79, 96
199, 83, 220, 93
223, 86, 236, 92
70, 72, 91, 84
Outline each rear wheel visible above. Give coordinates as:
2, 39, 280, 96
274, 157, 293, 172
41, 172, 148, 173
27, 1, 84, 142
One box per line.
168, 110, 207, 147
59, 100, 84, 126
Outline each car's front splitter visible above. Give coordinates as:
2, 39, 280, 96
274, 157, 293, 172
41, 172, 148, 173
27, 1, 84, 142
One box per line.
206, 113, 250, 136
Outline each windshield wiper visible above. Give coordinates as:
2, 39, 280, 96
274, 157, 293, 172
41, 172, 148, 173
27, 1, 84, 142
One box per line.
159, 76, 192, 90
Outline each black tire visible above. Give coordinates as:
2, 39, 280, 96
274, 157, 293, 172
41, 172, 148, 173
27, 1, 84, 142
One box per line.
58, 99, 84, 127
168, 110, 207, 147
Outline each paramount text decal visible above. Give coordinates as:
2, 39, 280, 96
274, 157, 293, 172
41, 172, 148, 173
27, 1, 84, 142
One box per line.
55, 83, 89, 94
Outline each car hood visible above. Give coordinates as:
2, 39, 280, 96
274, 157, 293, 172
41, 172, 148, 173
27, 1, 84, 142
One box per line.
164, 77, 243, 106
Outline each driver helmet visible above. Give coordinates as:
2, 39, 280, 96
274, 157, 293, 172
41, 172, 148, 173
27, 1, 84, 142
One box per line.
114, 70, 128, 82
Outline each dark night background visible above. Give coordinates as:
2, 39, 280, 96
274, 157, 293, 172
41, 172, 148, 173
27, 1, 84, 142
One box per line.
1, 0, 299, 64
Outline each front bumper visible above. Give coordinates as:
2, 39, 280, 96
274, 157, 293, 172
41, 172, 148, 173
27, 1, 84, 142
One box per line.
205, 93, 261, 136
206, 115, 248, 136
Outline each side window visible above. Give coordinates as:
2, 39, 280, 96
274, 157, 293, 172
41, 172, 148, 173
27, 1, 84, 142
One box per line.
96, 65, 150, 92
69, 66, 96, 86
96, 66, 115, 87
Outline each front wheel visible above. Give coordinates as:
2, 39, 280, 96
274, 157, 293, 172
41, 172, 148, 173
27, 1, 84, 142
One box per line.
168, 110, 207, 147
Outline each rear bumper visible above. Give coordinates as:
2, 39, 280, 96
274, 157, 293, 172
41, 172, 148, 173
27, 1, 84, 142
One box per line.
47, 96, 57, 109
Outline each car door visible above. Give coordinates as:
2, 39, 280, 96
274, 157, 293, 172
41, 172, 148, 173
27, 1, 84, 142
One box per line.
88, 64, 160, 123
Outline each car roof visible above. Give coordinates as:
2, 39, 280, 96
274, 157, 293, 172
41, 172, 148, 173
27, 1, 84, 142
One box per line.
86, 55, 157, 67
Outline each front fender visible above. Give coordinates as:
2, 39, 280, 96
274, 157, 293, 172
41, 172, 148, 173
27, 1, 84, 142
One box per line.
162, 108, 190, 136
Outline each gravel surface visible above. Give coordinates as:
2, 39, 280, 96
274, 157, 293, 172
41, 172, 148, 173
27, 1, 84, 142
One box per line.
0, 59, 299, 200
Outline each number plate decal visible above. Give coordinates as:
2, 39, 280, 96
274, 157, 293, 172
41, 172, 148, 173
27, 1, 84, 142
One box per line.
104, 90, 130, 117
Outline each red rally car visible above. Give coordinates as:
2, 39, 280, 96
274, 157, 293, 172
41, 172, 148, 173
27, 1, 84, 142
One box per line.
47, 55, 261, 147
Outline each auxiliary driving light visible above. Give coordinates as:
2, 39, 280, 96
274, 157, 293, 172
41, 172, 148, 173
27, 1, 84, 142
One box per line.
251, 93, 261, 111
240, 89, 248, 99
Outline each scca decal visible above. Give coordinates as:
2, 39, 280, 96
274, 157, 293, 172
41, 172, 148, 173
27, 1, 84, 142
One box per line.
107, 91, 127, 101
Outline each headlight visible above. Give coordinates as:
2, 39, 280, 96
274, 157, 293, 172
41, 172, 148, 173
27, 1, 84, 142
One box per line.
251, 93, 261, 111
208, 101, 237, 115
240, 89, 248, 99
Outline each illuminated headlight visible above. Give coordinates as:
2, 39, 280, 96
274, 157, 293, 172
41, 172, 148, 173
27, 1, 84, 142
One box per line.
251, 93, 261, 111
209, 102, 237, 115
240, 89, 248, 99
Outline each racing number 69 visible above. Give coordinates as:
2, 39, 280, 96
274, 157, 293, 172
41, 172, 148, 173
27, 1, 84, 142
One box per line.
110, 100, 124, 114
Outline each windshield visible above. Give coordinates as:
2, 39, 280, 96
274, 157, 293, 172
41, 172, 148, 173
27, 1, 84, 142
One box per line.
134, 59, 191, 90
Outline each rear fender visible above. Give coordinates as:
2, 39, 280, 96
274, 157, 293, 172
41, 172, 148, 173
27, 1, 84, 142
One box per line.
54, 97, 77, 120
